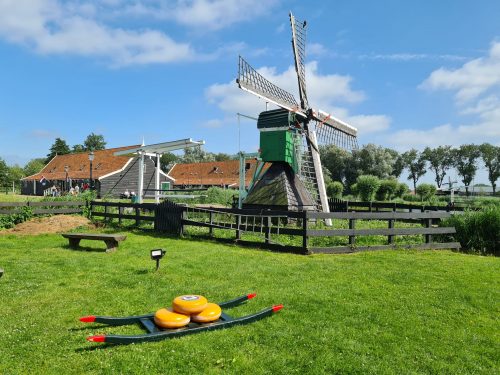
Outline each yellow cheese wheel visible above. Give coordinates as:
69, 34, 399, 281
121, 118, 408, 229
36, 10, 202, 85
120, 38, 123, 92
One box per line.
191, 303, 222, 323
154, 308, 190, 329
172, 295, 208, 314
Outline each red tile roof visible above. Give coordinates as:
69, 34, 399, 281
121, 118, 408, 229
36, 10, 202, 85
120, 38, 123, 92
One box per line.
22, 145, 140, 181
168, 159, 262, 187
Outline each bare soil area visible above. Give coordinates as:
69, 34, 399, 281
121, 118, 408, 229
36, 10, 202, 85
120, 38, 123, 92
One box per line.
1, 215, 94, 235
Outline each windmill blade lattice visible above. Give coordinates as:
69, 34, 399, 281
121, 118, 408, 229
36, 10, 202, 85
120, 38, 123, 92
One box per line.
237, 56, 304, 115
290, 13, 309, 110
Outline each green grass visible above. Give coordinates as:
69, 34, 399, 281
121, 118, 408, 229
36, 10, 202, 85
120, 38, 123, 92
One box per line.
0, 193, 44, 202
0, 230, 498, 374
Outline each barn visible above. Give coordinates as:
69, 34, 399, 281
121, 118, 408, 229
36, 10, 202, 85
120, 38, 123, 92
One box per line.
21, 145, 174, 198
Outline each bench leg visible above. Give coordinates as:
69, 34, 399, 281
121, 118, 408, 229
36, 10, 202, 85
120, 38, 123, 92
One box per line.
68, 238, 81, 249
104, 240, 118, 253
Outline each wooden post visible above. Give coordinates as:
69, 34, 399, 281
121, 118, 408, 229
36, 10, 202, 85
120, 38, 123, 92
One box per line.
135, 206, 140, 226
209, 211, 214, 237
425, 218, 432, 244
388, 219, 394, 244
302, 211, 308, 253
118, 205, 123, 224
236, 214, 241, 240
349, 218, 356, 246
265, 216, 271, 244
104, 204, 109, 222
369, 201, 373, 212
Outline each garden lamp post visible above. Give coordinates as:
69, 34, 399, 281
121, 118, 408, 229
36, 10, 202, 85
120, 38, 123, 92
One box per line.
64, 165, 69, 191
88, 151, 94, 190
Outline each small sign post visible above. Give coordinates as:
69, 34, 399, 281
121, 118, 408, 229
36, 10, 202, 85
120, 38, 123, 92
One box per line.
150, 249, 166, 271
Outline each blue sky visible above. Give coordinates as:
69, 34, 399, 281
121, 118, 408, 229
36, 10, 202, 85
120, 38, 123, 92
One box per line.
0, 0, 499, 184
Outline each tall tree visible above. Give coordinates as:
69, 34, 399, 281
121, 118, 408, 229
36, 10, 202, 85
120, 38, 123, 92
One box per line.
214, 153, 232, 161
160, 152, 179, 173
453, 144, 480, 196
46, 138, 70, 163
387, 149, 404, 178
0, 158, 8, 187
421, 146, 453, 188
24, 158, 46, 176
402, 149, 426, 193
181, 146, 215, 163
479, 143, 500, 194
84, 133, 106, 151
353, 144, 396, 179
72, 144, 85, 153
320, 145, 353, 185
8, 165, 24, 191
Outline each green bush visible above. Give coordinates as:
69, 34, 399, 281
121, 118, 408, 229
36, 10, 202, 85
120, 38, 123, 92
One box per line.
356, 175, 381, 201
327, 181, 344, 199
350, 183, 359, 199
376, 178, 399, 201
0, 206, 33, 229
441, 205, 500, 256
201, 187, 238, 206
394, 183, 410, 198
416, 183, 437, 202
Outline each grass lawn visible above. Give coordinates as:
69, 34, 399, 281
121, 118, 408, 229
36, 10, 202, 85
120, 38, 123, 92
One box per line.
0, 229, 498, 374
0, 193, 44, 202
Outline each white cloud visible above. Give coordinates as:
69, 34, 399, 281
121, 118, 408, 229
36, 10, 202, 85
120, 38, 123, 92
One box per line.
359, 53, 467, 62
420, 41, 500, 102
389, 41, 500, 149
0, 0, 197, 65
206, 60, 390, 134
110, 0, 280, 31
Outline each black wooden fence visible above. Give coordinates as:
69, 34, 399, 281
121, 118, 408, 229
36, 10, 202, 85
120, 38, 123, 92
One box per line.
328, 198, 465, 212
0, 201, 86, 215
90, 201, 460, 255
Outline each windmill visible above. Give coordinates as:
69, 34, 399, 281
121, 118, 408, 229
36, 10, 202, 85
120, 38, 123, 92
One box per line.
237, 12, 358, 212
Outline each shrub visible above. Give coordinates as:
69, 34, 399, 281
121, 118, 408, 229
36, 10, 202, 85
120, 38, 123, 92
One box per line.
376, 178, 399, 201
203, 187, 238, 206
327, 181, 344, 199
416, 183, 437, 201
394, 183, 410, 198
0, 206, 33, 230
441, 205, 500, 256
350, 183, 359, 199
356, 175, 381, 201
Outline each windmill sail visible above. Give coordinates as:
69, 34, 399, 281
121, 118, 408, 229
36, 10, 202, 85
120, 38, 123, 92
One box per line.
237, 56, 306, 116
290, 12, 309, 110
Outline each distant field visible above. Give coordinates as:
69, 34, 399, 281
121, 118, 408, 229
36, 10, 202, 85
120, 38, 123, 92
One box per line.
0, 193, 44, 202
0, 230, 498, 374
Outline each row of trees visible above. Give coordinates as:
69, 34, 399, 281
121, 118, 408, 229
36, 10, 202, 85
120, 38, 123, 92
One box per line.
320, 143, 500, 195
45, 133, 107, 163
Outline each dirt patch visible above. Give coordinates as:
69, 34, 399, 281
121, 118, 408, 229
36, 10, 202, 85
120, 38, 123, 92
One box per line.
1, 215, 94, 235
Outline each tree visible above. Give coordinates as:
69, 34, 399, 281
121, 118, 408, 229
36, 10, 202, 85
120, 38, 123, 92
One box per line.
402, 149, 426, 193
327, 181, 344, 198
160, 152, 179, 173
46, 138, 70, 163
320, 145, 353, 184
421, 146, 453, 188
8, 165, 24, 191
376, 178, 399, 201
214, 153, 232, 161
356, 175, 381, 201
0, 158, 8, 188
72, 144, 85, 153
416, 183, 437, 202
24, 158, 46, 177
181, 146, 215, 163
386, 149, 404, 178
453, 144, 480, 196
84, 133, 106, 151
479, 143, 500, 194
353, 144, 396, 180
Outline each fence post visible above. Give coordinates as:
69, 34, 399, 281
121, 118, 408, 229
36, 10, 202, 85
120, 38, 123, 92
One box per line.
425, 218, 432, 244
179, 207, 186, 236
265, 216, 271, 244
235, 214, 241, 240
369, 201, 373, 212
302, 211, 308, 253
118, 204, 123, 224
388, 219, 394, 244
135, 206, 140, 226
209, 211, 214, 237
349, 218, 356, 246
104, 204, 109, 222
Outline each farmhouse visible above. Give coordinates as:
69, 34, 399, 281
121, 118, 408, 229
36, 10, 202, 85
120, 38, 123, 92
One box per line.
167, 159, 260, 189
21, 145, 173, 197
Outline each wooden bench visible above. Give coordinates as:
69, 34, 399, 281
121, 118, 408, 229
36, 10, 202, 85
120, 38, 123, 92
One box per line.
62, 233, 127, 253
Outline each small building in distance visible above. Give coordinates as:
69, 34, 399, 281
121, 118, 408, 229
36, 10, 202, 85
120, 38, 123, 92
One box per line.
21, 145, 174, 197
167, 159, 260, 189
